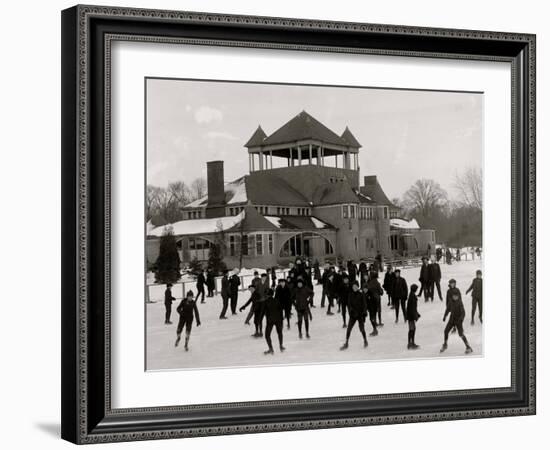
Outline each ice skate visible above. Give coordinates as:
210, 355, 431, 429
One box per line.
175, 336, 181, 347
410, 343, 420, 350
369, 330, 378, 337
440, 343, 448, 353
306, 333, 310, 339
363, 340, 368, 348
340, 342, 349, 350
299, 332, 303, 339
465, 346, 473, 354
264, 348, 274, 355
280, 346, 285, 352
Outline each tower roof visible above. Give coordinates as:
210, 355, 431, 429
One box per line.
262, 111, 348, 147
341, 126, 361, 148
244, 125, 267, 147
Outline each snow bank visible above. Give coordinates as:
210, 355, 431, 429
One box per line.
148, 211, 245, 237
390, 218, 420, 230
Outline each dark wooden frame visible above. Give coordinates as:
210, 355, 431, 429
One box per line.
61, 4, 536, 444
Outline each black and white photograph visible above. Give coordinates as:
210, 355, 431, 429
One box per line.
145, 78, 484, 371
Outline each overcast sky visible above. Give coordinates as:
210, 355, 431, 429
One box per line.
146, 78, 482, 200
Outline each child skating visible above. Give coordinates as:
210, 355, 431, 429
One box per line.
406, 284, 421, 349
440, 279, 473, 354
175, 290, 201, 351
340, 281, 368, 350
466, 269, 483, 325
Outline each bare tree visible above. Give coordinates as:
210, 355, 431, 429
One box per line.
454, 167, 482, 211
190, 177, 207, 201
402, 179, 448, 218
167, 181, 191, 210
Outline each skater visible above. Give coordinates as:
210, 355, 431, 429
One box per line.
363, 284, 377, 337
445, 248, 453, 265
244, 271, 262, 325
229, 269, 241, 315
436, 246, 443, 262
383, 264, 396, 307
440, 279, 473, 354
270, 266, 278, 288
418, 256, 431, 302
239, 284, 264, 337
406, 284, 421, 349
429, 255, 443, 301
456, 248, 461, 262
347, 260, 358, 283
367, 271, 384, 328
375, 251, 383, 273
338, 275, 351, 328
466, 270, 483, 325
219, 270, 230, 319
196, 268, 206, 303
358, 259, 368, 280
320, 264, 333, 308
393, 269, 408, 323
263, 288, 285, 354
293, 278, 314, 339
324, 271, 338, 315
164, 283, 175, 324
341, 281, 368, 350
175, 290, 201, 351
206, 267, 215, 297
275, 278, 292, 329
313, 259, 322, 284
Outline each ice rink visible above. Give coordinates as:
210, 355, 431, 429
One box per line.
146, 259, 483, 371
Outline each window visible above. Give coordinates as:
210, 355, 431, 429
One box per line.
324, 238, 334, 255
383, 207, 389, 219
277, 207, 281, 215
229, 235, 236, 256
256, 234, 263, 256
354, 237, 358, 251
342, 205, 349, 219
268, 234, 273, 254
241, 234, 249, 256
350, 205, 356, 219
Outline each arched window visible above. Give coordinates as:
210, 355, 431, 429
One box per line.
279, 232, 334, 258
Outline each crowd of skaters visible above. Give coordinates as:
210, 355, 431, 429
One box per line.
162, 253, 483, 355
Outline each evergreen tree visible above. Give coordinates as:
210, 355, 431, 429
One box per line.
188, 255, 202, 274
207, 243, 227, 275
154, 228, 181, 284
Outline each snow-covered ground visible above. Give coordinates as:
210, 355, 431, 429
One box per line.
146, 259, 483, 371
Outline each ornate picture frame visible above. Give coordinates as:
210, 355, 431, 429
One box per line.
61, 5, 536, 444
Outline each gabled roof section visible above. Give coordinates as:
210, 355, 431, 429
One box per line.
246, 172, 311, 206
341, 126, 361, 148
226, 206, 279, 232
244, 125, 267, 148
360, 176, 395, 207
262, 111, 347, 147
312, 180, 361, 206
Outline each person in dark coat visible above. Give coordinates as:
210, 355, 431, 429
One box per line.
324, 272, 338, 316
313, 260, 322, 284
418, 257, 431, 302
320, 265, 332, 308
229, 269, 241, 315
358, 260, 368, 280
440, 279, 473, 354
367, 272, 384, 329
244, 271, 261, 325
445, 248, 453, 265
275, 278, 292, 329
383, 264, 396, 307
263, 289, 285, 354
392, 269, 408, 323
466, 269, 483, 325
293, 279, 314, 339
428, 256, 443, 301
164, 283, 175, 324
338, 275, 351, 328
219, 270, 230, 319
196, 269, 206, 303
340, 281, 368, 350
175, 290, 201, 351
206, 268, 215, 297
267, 267, 276, 288
239, 284, 265, 337
406, 284, 421, 349
436, 247, 443, 262
455, 248, 461, 261
375, 252, 383, 273
347, 260, 358, 283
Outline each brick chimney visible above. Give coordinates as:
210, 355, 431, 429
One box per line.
206, 161, 225, 218
364, 175, 377, 186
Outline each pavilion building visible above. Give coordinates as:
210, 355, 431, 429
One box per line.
147, 111, 435, 268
